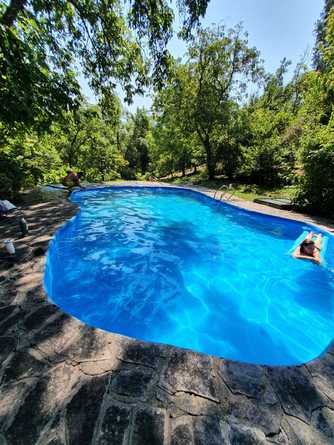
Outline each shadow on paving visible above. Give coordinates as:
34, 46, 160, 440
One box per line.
0, 192, 334, 444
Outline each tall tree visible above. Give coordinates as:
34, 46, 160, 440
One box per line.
296, 7, 334, 215
152, 95, 202, 177
52, 102, 126, 181
124, 108, 151, 175
157, 25, 262, 179
313, 0, 334, 71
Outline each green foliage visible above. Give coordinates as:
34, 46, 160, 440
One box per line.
152, 25, 262, 179
152, 85, 203, 177
313, 0, 334, 71
149, 14, 334, 218
0, 128, 63, 199
0, 2, 81, 129
185, 25, 262, 179
320, 7, 334, 124
0, 0, 209, 130
0, 152, 23, 199
240, 107, 296, 186
294, 6, 334, 214
123, 108, 152, 178
296, 123, 334, 215
1, 2, 334, 219
0, 101, 128, 197
54, 104, 127, 182
214, 106, 248, 178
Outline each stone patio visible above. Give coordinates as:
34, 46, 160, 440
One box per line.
1, 183, 334, 445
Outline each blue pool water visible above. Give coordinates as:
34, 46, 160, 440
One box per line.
44, 187, 334, 365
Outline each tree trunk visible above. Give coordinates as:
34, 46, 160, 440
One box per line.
204, 138, 215, 180
116, 130, 121, 151
100, 159, 106, 181
1, 0, 27, 27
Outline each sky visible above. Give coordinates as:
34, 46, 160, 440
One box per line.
80, 0, 324, 111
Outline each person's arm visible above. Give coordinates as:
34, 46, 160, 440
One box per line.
306, 231, 314, 241
313, 251, 321, 264
295, 252, 321, 264
293, 245, 301, 257
314, 234, 322, 250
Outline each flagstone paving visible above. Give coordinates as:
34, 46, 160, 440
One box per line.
0, 183, 334, 445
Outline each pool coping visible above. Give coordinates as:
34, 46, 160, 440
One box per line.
0, 181, 334, 444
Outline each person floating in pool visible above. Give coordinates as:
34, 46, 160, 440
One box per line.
293, 231, 323, 265
62, 170, 84, 192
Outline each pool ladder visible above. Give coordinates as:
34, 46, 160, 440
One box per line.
213, 184, 236, 202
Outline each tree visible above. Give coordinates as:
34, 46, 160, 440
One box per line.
154, 25, 262, 179
297, 124, 334, 215
55, 107, 99, 168
152, 61, 204, 178
132, 109, 151, 174
240, 108, 295, 185
260, 58, 292, 111
0, 127, 64, 199
313, 0, 334, 71
53, 103, 127, 181
319, 6, 334, 124
124, 108, 152, 176
151, 105, 201, 177
215, 104, 248, 179
0, 0, 210, 130
295, 7, 334, 214
239, 60, 301, 186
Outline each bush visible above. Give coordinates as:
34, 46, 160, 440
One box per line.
295, 125, 334, 215
0, 172, 15, 199
120, 166, 137, 180
0, 152, 25, 199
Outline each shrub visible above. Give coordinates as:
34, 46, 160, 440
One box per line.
295, 125, 334, 215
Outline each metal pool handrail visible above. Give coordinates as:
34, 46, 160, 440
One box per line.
213, 184, 236, 201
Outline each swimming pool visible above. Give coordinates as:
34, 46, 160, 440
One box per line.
44, 186, 334, 365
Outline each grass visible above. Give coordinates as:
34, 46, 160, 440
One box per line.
165, 173, 297, 202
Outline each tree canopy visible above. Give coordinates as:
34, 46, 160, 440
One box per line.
313, 0, 334, 71
0, 0, 210, 129
153, 25, 262, 179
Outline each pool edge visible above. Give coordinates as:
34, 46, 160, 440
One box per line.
49, 183, 334, 367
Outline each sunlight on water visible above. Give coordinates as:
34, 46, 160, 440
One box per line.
44, 187, 334, 365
